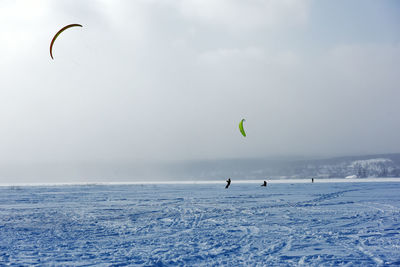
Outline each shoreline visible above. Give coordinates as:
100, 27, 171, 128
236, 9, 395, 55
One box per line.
1, 177, 400, 187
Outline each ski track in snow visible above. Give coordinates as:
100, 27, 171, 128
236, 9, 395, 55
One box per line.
0, 182, 399, 266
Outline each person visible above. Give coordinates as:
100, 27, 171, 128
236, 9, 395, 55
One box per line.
225, 178, 231, 189
312, 178, 314, 183
261, 181, 267, 187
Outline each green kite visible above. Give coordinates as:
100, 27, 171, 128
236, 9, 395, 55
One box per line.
239, 119, 246, 137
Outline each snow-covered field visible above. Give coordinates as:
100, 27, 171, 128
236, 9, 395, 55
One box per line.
0, 181, 399, 266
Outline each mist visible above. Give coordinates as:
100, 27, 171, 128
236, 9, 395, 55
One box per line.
1, 0, 399, 182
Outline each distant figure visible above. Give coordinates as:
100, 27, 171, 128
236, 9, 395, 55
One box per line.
225, 178, 231, 189
261, 181, 267, 187
312, 178, 314, 183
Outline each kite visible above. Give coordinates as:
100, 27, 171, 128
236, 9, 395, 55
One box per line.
239, 119, 246, 137
50, 24, 82, 59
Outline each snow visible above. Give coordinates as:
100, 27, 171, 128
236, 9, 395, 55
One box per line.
351, 158, 393, 165
0, 181, 399, 265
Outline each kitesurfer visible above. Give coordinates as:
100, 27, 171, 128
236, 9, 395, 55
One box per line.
225, 178, 231, 189
312, 178, 314, 183
261, 181, 267, 187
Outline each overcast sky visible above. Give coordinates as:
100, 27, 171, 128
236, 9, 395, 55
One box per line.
1, 0, 400, 168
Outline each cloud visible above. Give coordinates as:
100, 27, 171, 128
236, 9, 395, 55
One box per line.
327, 43, 400, 90
197, 46, 266, 64
0, 0, 50, 61
0, 0, 399, 170
177, 0, 310, 32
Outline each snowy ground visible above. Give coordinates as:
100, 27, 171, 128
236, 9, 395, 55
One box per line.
0, 182, 399, 266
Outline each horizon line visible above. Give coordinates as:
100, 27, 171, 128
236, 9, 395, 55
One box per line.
1, 178, 400, 187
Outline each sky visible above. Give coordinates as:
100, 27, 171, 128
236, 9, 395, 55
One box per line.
0, 0, 400, 180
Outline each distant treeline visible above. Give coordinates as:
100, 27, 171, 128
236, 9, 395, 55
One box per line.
162, 153, 400, 180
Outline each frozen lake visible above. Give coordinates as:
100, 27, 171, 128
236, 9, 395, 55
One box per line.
1, 181, 399, 266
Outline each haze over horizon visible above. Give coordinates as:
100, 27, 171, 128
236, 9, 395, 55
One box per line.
1, 0, 400, 181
